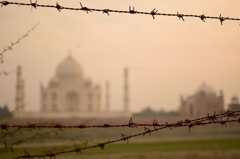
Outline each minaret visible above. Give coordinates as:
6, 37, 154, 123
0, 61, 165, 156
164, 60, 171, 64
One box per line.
15, 65, 25, 114
40, 82, 44, 112
124, 68, 129, 112
105, 81, 110, 111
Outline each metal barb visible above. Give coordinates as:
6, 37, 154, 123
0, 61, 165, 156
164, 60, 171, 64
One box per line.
121, 134, 129, 143
226, 109, 237, 120
128, 117, 137, 128
200, 14, 206, 22
219, 14, 228, 25
79, 2, 92, 14
30, 0, 37, 9
177, 12, 184, 21
47, 150, 56, 159
0, 1, 9, 7
74, 145, 82, 154
143, 127, 151, 136
207, 111, 219, 122
220, 117, 227, 127
98, 143, 105, 149
150, 8, 158, 19
103, 9, 110, 15
54, 122, 63, 130
152, 119, 159, 129
165, 122, 172, 130
188, 124, 194, 133
56, 2, 62, 12
24, 150, 30, 159
129, 6, 137, 14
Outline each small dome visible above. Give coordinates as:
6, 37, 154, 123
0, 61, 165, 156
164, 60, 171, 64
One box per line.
84, 78, 92, 87
56, 55, 83, 79
195, 83, 216, 96
231, 96, 239, 104
49, 76, 59, 87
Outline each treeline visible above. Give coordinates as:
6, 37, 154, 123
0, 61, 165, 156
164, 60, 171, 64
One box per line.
133, 107, 179, 117
0, 105, 12, 118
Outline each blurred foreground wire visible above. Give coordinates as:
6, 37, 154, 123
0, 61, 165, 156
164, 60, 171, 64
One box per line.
1, 110, 238, 159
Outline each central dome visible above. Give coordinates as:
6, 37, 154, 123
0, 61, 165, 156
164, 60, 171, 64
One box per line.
56, 55, 83, 78
195, 83, 216, 96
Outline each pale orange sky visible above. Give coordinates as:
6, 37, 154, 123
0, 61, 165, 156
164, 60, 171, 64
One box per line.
0, 0, 240, 113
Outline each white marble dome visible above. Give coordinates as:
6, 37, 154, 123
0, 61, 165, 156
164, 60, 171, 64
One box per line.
195, 82, 216, 96
56, 55, 83, 78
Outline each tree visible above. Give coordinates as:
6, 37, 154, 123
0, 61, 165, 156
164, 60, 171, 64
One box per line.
0, 105, 12, 118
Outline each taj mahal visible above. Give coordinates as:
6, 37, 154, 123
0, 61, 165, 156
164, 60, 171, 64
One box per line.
14, 54, 131, 119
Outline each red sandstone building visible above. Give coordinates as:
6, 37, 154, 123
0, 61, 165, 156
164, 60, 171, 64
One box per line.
180, 83, 224, 117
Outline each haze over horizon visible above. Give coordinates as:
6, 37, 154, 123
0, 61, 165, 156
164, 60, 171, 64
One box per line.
0, 0, 240, 113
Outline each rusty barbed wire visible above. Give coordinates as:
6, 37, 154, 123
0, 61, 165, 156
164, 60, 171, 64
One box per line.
0, 23, 39, 64
1, 110, 240, 130
1, 1, 240, 25
5, 110, 240, 159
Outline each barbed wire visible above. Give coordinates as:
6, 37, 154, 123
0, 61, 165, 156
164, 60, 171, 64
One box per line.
1, 1, 240, 25
0, 70, 15, 76
0, 23, 39, 64
1, 110, 239, 130
4, 110, 239, 159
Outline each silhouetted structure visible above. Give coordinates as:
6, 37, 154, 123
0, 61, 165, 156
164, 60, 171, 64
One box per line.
180, 83, 224, 117
228, 96, 240, 111
14, 54, 131, 118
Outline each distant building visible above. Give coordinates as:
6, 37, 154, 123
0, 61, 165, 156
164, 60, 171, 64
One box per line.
228, 96, 240, 111
14, 54, 131, 119
180, 83, 224, 117
40, 55, 101, 112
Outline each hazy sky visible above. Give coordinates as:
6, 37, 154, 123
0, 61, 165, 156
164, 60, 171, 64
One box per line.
0, 0, 240, 113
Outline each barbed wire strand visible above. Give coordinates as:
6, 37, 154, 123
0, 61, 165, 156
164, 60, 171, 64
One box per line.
1, 1, 240, 25
0, 70, 15, 76
0, 22, 39, 64
5, 110, 240, 159
1, 110, 239, 130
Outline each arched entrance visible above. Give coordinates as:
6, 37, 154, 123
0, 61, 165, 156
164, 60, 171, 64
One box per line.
66, 92, 79, 111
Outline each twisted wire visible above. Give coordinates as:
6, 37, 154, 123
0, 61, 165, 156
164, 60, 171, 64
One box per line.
0, 1, 239, 25
1, 110, 239, 130
0, 22, 39, 64
1, 110, 238, 159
